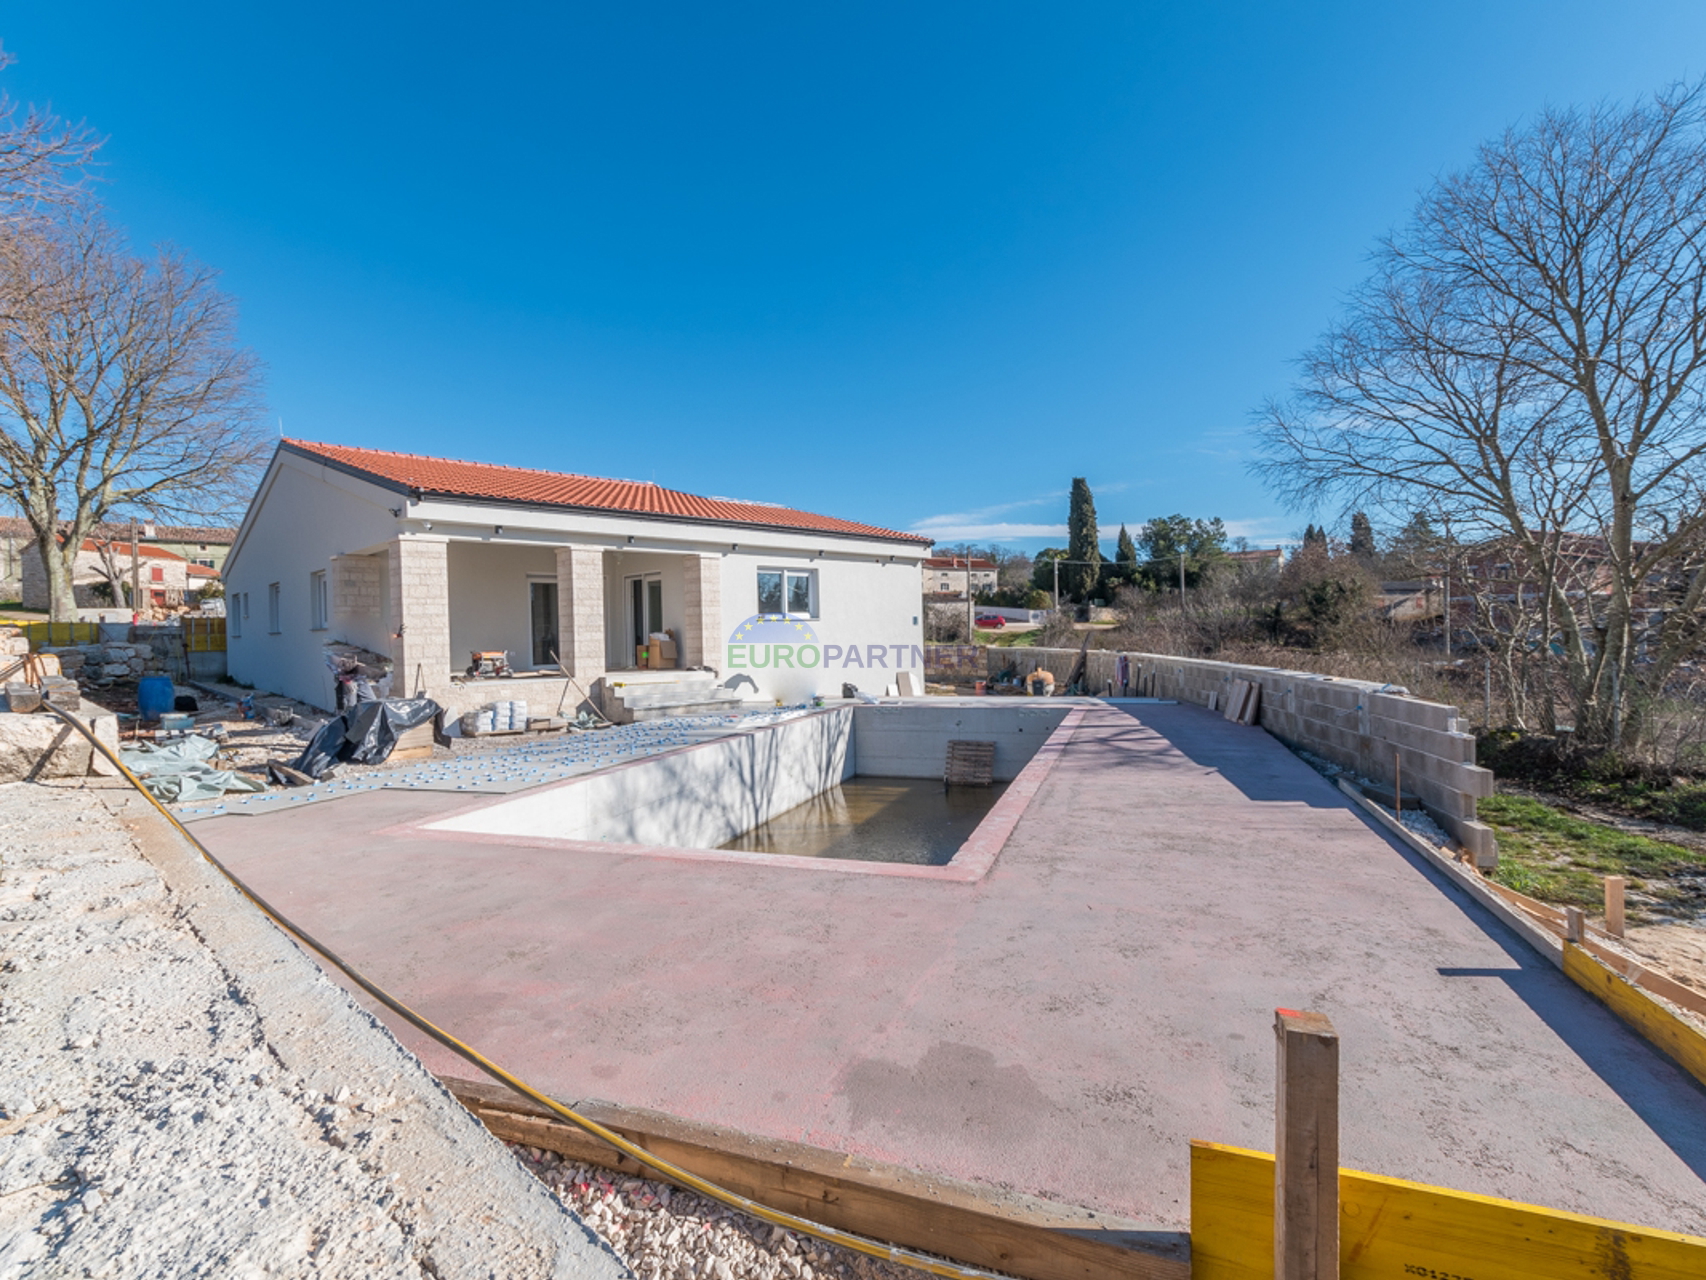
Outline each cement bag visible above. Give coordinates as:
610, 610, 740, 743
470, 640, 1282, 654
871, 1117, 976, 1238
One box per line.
292, 697, 441, 780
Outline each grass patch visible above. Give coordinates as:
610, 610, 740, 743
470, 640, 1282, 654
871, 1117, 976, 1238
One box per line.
1479, 793, 1702, 912
976, 629, 1037, 647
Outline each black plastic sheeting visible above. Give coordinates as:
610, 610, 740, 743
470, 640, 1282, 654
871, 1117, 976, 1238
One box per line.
291, 697, 441, 780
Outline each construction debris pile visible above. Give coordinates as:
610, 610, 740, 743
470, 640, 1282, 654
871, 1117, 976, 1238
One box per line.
324, 642, 393, 708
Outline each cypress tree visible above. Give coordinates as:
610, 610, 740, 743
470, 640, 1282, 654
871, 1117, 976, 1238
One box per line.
1113, 523, 1138, 587
1349, 511, 1377, 561
1065, 478, 1102, 601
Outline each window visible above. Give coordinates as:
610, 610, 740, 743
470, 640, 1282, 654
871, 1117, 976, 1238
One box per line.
150, 566, 164, 583
230, 598, 241, 638
310, 570, 328, 630
241, 592, 250, 619
757, 568, 816, 618
193, 557, 215, 568
267, 582, 281, 634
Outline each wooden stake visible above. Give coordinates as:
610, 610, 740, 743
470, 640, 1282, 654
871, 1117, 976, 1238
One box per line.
1275, 1008, 1339, 1280
1564, 906, 1586, 944
1604, 877, 1626, 939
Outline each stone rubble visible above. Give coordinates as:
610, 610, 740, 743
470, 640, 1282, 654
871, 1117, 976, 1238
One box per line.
508, 1146, 986, 1280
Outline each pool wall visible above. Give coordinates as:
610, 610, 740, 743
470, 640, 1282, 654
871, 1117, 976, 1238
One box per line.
414, 703, 1087, 879
849, 702, 1069, 781
428, 708, 855, 847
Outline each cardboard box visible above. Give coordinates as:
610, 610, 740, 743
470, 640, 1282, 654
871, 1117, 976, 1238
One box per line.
646, 638, 678, 669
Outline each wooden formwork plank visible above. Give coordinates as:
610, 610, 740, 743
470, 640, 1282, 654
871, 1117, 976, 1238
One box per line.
446, 1078, 1188, 1280
1563, 945, 1706, 1090
1190, 1142, 1706, 1280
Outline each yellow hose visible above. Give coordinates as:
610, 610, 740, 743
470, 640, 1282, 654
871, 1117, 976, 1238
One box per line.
42, 703, 1010, 1280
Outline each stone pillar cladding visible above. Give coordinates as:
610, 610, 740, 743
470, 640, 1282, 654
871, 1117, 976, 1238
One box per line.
554, 544, 606, 680
388, 537, 452, 697
331, 554, 383, 620
681, 553, 723, 669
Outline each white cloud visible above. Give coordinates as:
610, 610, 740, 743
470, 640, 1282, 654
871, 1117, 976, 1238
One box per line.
907, 520, 1068, 542
1221, 517, 1297, 545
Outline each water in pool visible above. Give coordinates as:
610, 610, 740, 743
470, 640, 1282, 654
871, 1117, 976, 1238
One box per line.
720, 777, 1007, 865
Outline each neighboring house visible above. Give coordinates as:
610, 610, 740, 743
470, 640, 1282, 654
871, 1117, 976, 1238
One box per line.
922, 555, 997, 600
1, 517, 236, 602
1378, 580, 1442, 623
18, 536, 220, 611
224, 440, 932, 715
1225, 547, 1284, 570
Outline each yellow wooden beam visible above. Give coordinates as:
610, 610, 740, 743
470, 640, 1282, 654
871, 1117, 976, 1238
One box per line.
1563, 942, 1706, 1090
1191, 1142, 1706, 1280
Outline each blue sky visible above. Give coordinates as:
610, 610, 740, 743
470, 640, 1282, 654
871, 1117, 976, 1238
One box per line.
5, 4, 1705, 553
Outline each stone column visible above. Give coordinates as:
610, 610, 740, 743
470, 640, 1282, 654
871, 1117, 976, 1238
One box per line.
554, 545, 606, 679
681, 553, 723, 670
388, 537, 451, 697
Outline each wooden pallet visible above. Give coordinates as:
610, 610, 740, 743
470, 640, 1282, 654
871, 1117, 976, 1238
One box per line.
944, 739, 996, 786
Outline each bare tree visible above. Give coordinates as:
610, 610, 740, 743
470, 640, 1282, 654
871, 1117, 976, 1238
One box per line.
0, 43, 100, 218
0, 209, 268, 618
1255, 82, 1706, 748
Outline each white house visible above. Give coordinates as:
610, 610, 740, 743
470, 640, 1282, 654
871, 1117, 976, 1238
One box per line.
224, 441, 932, 717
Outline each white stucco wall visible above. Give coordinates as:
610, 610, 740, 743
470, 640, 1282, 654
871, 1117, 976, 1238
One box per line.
446, 542, 558, 671
715, 550, 925, 703
223, 455, 402, 710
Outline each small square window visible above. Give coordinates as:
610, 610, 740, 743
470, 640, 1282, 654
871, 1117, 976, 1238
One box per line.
757, 568, 817, 618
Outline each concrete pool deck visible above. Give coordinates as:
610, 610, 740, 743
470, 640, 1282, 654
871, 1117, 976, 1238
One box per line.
193, 701, 1706, 1238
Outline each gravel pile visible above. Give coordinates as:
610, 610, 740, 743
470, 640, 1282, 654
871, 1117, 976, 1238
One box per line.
0, 781, 626, 1279
510, 1144, 976, 1280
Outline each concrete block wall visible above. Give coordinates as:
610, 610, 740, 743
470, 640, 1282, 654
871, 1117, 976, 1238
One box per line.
990, 646, 1498, 864
331, 554, 383, 620
924, 644, 983, 679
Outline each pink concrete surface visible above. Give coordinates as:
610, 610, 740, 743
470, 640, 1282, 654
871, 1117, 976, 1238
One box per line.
196, 703, 1706, 1236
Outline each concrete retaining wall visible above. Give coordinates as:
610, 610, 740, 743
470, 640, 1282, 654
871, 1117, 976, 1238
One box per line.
990, 647, 1498, 863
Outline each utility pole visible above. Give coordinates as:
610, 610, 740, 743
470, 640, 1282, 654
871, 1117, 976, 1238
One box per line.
1179, 549, 1187, 611
1053, 556, 1061, 612
130, 515, 140, 616
965, 559, 974, 641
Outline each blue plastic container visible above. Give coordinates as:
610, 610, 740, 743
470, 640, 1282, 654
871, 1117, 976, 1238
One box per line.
137, 675, 175, 722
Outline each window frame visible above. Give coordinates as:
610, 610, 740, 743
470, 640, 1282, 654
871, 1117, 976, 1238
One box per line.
757, 567, 818, 619
310, 570, 329, 631
267, 582, 281, 634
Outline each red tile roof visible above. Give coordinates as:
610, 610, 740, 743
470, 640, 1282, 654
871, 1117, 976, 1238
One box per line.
282, 440, 931, 543
924, 556, 998, 570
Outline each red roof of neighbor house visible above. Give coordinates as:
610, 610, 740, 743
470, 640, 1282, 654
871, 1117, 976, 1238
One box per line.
74, 539, 187, 561
924, 556, 998, 569
281, 440, 932, 544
